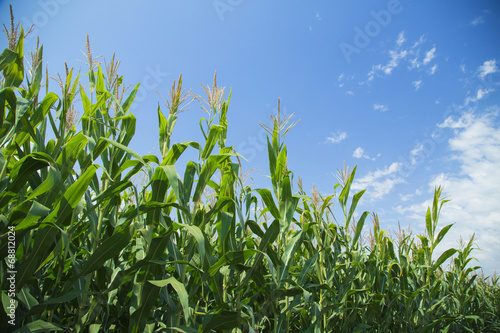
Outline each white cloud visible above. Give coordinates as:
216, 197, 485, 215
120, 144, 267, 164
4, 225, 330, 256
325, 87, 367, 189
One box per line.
413, 80, 422, 91
352, 162, 404, 200
439, 112, 474, 129
410, 143, 424, 163
396, 31, 406, 47
412, 35, 426, 49
423, 47, 436, 65
325, 131, 347, 144
399, 193, 413, 202
399, 112, 500, 276
478, 60, 498, 79
364, 34, 437, 84
477, 88, 493, 100
373, 104, 389, 112
353, 147, 377, 160
371, 49, 408, 76
353, 147, 365, 158
465, 88, 494, 105
470, 16, 485, 26
346, 90, 354, 96
316, 12, 322, 21
428, 64, 438, 75
399, 189, 422, 202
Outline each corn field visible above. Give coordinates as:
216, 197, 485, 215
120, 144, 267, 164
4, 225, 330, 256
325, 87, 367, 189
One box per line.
1, 17, 499, 333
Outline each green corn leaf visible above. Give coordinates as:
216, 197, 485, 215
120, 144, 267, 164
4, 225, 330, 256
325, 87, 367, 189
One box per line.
3, 152, 51, 196
96, 64, 105, 93
218, 210, 233, 253
115, 113, 136, 148
274, 145, 287, 184
279, 174, 298, 232
352, 211, 369, 249
12, 320, 63, 333
183, 224, 207, 266
346, 189, 366, 228
257, 188, 280, 220
279, 230, 306, 283
16, 225, 58, 292
32, 92, 58, 127
101, 137, 152, 174
193, 154, 232, 204
17, 287, 39, 312
238, 220, 279, 289
148, 277, 192, 320
121, 83, 140, 114
0, 48, 17, 71
182, 161, 196, 206
246, 220, 264, 238
158, 104, 168, 156
0, 96, 32, 149
129, 281, 160, 333
203, 311, 245, 332
267, 136, 277, 182
9, 201, 51, 232
51, 164, 99, 227
25, 166, 59, 201
425, 207, 433, 241
55, 133, 88, 179
202, 124, 224, 160
434, 248, 458, 269
162, 141, 201, 166
433, 223, 454, 249
298, 252, 318, 285
209, 249, 259, 276
26, 44, 43, 99
25, 290, 95, 317
3, 27, 24, 88
161, 165, 180, 203
338, 166, 357, 209
165, 327, 199, 333
61, 224, 134, 295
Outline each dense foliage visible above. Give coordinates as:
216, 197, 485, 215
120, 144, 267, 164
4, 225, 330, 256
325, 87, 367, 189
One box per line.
1, 22, 499, 332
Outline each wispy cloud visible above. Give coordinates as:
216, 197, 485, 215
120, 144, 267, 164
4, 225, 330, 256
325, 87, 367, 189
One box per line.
353, 147, 378, 160
396, 31, 406, 47
352, 162, 404, 200
477, 59, 498, 79
399, 189, 422, 202
373, 104, 389, 112
353, 147, 365, 158
465, 88, 494, 105
470, 16, 485, 26
428, 64, 438, 75
364, 33, 437, 84
368, 49, 408, 79
423, 47, 436, 65
325, 130, 347, 144
413, 80, 422, 91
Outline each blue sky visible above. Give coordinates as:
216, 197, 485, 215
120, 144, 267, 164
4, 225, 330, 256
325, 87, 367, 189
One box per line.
1, 0, 499, 276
